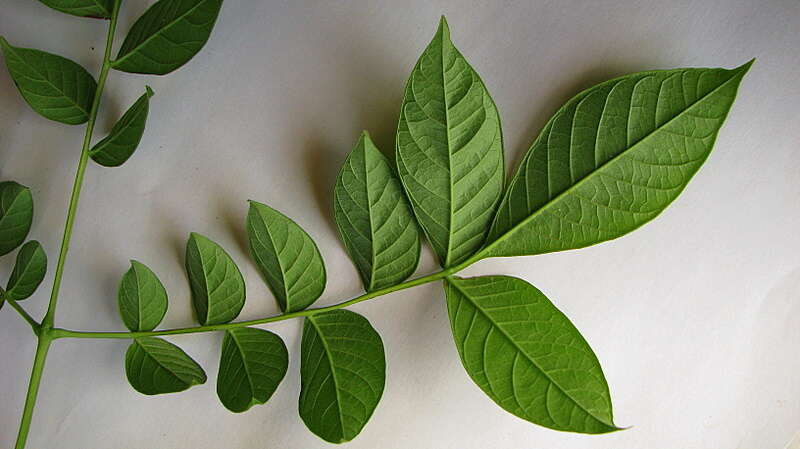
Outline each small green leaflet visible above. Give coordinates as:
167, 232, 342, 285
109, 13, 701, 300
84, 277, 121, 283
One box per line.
299, 309, 386, 443
217, 327, 288, 413
90, 86, 154, 167
481, 62, 753, 259
334, 131, 420, 291
246, 201, 326, 313
0, 38, 96, 125
112, 0, 224, 75
0, 182, 34, 257
125, 337, 206, 395
5, 241, 47, 301
444, 275, 618, 434
396, 17, 504, 268
185, 233, 245, 325
117, 260, 168, 332
37, 0, 113, 18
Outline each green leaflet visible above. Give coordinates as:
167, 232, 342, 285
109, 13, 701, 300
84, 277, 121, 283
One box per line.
299, 310, 385, 443
217, 327, 288, 413
0, 182, 34, 257
481, 62, 753, 259
90, 86, 154, 167
5, 241, 47, 301
117, 260, 168, 332
246, 201, 326, 313
396, 17, 504, 268
444, 275, 618, 434
0, 38, 96, 125
334, 131, 420, 291
185, 233, 245, 325
112, 0, 224, 75
37, 0, 113, 18
125, 337, 206, 395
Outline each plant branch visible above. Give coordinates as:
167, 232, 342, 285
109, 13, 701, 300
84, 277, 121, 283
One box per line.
4, 296, 41, 335
41, 0, 121, 329
52, 254, 484, 340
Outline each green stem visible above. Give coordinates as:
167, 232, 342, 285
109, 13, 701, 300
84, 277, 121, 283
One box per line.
41, 0, 121, 329
53, 255, 483, 340
14, 2, 122, 448
4, 297, 41, 335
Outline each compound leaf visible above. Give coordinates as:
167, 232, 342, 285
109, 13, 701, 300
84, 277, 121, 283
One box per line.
395, 17, 504, 267
444, 275, 618, 434
185, 232, 245, 325
217, 327, 288, 413
5, 241, 47, 301
246, 201, 325, 313
112, 0, 224, 75
125, 337, 206, 395
0, 182, 34, 257
90, 86, 154, 167
37, 0, 113, 18
334, 131, 420, 291
117, 260, 168, 332
299, 310, 385, 443
0, 37, 96, 124
481, 62, 753, 259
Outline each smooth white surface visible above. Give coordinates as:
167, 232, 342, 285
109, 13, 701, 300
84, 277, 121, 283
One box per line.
1, 1, 799, 448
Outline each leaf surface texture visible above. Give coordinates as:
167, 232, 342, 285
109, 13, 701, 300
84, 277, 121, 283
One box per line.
125, 337, 206, 395
185, 232, 245, 325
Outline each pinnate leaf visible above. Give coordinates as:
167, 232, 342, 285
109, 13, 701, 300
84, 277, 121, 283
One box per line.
334, 131, 420, 291
90, 86, 154, 167
246, 201, 325, 313
299, 310, 386, 443
217, 327, 288, 413
185, 233, 245, 325
395, 17, 504, 267
125, 337, 206, 395
37, 0, 113, 18
0, 181, 34, 257
112, 0, 224, 75
444, 275, 618, 433
0, 38, 96, 124
117, 260, 168, 332
481, 62, 753, 259
5, 241, 47, 301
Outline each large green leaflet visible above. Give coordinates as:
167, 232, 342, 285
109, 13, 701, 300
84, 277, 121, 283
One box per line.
5, 241, 47, 301
0, 38, 96, 125
90, 87, 154, 167
482, 62, 752, 259
37, 0, 113, 18
112, 0, 224, 75
444, 275, 617, 433
396, 17, 504, 268
217, 327, 288, 413
334, 132, 420, 291
299, 310, 386, 443
0, 182, 34, 257
125, 337, 206, 395
246, 201, 326, 313
185, 233, 245, 325
117, 260, 168, 332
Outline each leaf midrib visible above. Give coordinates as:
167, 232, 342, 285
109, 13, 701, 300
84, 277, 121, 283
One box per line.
308, 316, 346, 440
228, 330, 258, 404
447, 278, 615, 429
479, 67, 746, 259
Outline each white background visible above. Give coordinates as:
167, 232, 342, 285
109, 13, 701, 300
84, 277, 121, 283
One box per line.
1, 1, 798, 448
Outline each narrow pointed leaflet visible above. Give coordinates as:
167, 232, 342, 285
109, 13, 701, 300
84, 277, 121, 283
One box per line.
334, 131, 420, 291
396, 17, 504, 267
246, 201, 326, 313
185, 233, 245, 325
0, 38, 96, 124
125, 337, 207, 395
217, 327, 288, 413
481, 62, 753, 259
37, 0, 113, 18
299, 310, 386, 443
444, 275, 618, 433
5, 241, 47, 301
117, 260, 168, 332
0, 182, 34, 256
90, 86, 154, 167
